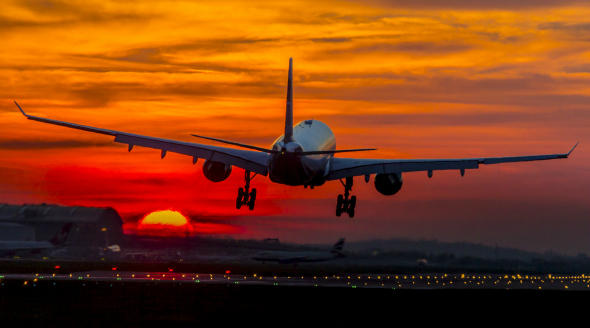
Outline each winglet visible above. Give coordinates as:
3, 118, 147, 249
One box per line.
567, 141, 579, 157
13, 100, 29, 118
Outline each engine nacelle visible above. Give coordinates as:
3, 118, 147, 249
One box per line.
203, 160, 232, 182
374, 173, 403, 196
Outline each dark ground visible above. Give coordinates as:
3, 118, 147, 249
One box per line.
0, 277, 587, 326
1, 234, 589, 325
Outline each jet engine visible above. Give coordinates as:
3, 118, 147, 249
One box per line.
374, 173, 403, 196
203, 160, 232, 182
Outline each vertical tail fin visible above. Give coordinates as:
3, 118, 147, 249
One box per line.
284, 58, 294, 143
330, 238, 345, 256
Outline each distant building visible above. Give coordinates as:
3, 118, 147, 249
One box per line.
0, 203, 123, 257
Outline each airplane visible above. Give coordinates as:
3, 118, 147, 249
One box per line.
14, 58, 578, 218
252, 238, 345, 264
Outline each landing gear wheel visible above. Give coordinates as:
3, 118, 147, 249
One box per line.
349, 196, 356, 210
236, 170, 258, 211
236, 187, 244, 209
348, 207, 355, 218
248, 188, 257, 210
347, 196, 357, 218
336, 194, 343, 217
335, 177, 357, 218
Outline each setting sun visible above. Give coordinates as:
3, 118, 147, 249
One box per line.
137, 210, 192, 236
140, 210, 189, 227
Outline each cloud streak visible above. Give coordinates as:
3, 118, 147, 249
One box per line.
354, 0, 589, 10
0, 139, 112, 150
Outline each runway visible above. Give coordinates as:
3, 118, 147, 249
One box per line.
2, 270, 590, 290
1, 270, 587, 325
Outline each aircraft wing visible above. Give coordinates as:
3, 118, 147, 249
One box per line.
14, 102, 270, 175
326, 143, 578, 180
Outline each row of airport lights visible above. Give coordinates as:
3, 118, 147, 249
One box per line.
4, 272, 590, 290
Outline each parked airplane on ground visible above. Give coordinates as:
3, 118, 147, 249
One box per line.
252, 238, 345, 264
14, 58, 578, 217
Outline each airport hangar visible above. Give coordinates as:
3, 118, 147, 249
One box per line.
0, 203, 124, 256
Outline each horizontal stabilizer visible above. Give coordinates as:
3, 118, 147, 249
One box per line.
191, 134, 376, 156
191, 134, 276, 153
299, 148, 376, 155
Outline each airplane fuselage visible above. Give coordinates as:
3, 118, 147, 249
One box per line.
268, 119, 335, 186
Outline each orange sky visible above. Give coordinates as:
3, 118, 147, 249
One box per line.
0, 0, 589, 253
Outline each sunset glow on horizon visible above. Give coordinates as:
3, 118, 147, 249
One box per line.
0, 1, 588, 253
127, 209, 242, 237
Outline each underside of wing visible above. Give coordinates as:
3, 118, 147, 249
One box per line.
14, 101, 270, 175
327, 144, 578, 180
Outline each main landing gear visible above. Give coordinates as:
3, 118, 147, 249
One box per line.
336, 177, 356, 218
236, 170, 257, 210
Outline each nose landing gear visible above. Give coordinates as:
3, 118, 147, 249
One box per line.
336, 177, 356, 218
236, 170, 257, 210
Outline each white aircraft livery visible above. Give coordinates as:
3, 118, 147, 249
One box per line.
14, 58, 578, 218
